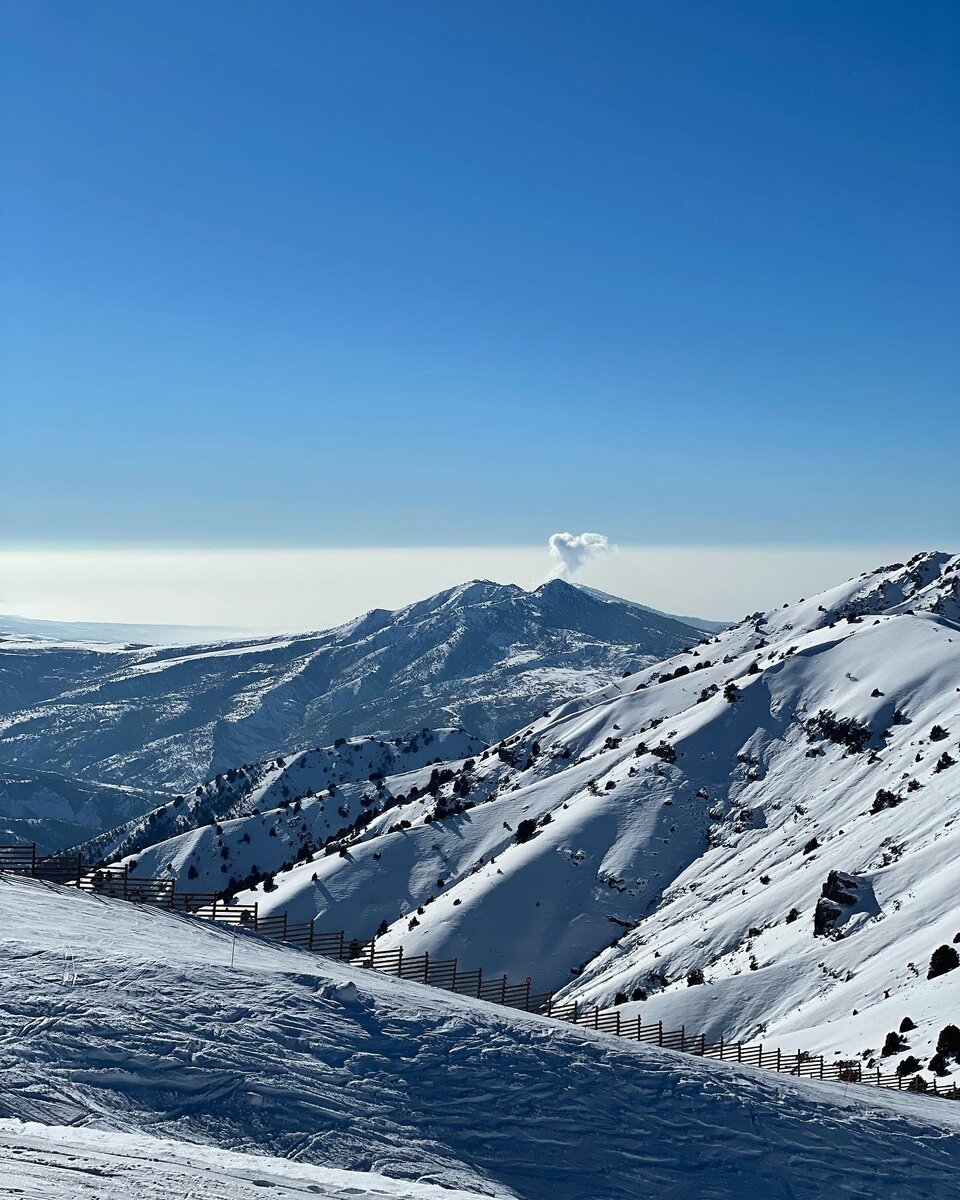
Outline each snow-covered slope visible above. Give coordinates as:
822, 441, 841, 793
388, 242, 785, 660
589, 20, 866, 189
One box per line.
572, 583, 729, 633
120, 552, 960, 1083
0, 579, 710, 799
79, 728, 486, 878
2, 876, 958, 1199
0, 1123, 487, 1200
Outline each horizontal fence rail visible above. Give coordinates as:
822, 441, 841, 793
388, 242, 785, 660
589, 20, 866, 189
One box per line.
2, 843, 956, 1103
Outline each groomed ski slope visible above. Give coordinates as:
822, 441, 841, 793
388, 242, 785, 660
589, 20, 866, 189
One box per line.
2, 877, 959, 1200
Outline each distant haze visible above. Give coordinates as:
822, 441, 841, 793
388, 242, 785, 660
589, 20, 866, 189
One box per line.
0, 545, 928, 635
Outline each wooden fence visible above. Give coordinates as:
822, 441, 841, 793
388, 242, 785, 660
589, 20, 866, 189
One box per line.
1, 843, 956, 1102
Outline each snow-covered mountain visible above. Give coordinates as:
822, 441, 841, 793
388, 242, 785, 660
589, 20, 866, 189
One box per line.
2, 876, 957, 1199
0, 578, 711, 798
115, 551, 960, 1084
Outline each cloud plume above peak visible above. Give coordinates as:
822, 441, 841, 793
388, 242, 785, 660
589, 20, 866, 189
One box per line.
547, 531, 613, 579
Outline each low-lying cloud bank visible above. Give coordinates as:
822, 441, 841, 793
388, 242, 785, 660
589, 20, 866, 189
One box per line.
0, 544, 925, 635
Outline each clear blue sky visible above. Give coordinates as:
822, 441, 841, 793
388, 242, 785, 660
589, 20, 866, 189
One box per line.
2, 0, 957, 547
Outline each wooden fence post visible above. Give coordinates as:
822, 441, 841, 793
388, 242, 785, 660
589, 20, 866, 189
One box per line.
211, 897, 218, 921
31, 845, 37, 876
615, 1011, 620, 1037
397, 945, 403, 977
308, 921, 314, 952
339, 931, 345, 960
501, 976, 506, 1005
524, 976, 530, 1010
282, 912, 288, 940
452, 960, 458, 992
658, 1021, 663, 1047
476, 967, 482, 998
737, 1041, 742, 1063
424, 950, 430, 982
680, 1026, 685, 1052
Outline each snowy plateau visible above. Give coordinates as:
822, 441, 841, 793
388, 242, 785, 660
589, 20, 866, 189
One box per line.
2, 552, 960, 1197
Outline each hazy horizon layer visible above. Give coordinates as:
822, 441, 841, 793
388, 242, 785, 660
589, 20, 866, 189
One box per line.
0, 543, 930, 634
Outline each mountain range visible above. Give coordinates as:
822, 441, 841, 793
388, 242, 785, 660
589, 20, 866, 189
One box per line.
102, 550, 960, 1086
0, 579, 714, 843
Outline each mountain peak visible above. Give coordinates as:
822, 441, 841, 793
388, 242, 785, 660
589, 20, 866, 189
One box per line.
533, 576, 579, 596
0, 575, 706, 801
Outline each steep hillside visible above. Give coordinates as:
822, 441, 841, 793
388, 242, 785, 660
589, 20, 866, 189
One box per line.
118, 552, 960, 1084
0, 580, 709, 798
2, 876, 958, 1200
80, 727, 486, 874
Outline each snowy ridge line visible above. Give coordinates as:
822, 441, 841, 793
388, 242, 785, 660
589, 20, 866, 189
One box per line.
5, 844, 959, 1105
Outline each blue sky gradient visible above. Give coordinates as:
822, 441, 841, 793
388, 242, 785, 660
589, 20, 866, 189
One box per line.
2, 1, 957, 547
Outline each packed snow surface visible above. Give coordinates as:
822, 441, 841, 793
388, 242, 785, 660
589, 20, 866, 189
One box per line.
0, 1122, 488, 1200
2, 876, 959, 1200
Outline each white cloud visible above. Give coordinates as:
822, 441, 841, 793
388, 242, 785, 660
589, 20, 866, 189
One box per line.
547, 532, 613, 579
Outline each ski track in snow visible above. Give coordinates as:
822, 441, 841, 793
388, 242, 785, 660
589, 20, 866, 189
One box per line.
0, 1121, 490, 1199
1, 877, 959, 1200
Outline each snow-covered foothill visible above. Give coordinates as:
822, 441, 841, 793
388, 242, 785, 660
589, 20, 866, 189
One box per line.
0, 768, 165, 854
93, 728, 486, 891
